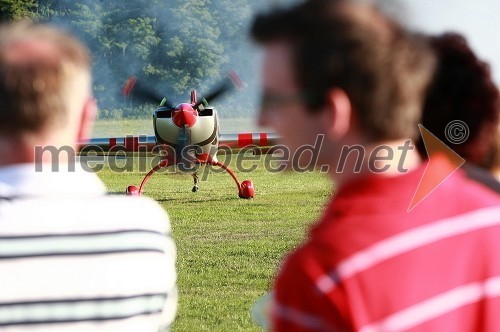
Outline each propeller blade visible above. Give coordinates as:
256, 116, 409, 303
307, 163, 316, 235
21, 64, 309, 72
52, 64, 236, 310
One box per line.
194, 70, 244, 110
122, 76, 137, 97
122, 76, 166, 106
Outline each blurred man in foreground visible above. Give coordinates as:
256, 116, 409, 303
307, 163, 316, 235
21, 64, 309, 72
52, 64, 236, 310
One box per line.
0, 22, 177, 331
251, 0, 500, 330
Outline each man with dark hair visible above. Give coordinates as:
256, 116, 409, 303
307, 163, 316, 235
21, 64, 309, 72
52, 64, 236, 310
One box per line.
0, 22, 177, 330
251, 0, 500, 330
418, 32, 500, 193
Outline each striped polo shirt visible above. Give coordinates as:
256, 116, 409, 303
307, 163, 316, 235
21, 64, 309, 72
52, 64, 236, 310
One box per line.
272, 161, 500, 331
0, 164, 177, 331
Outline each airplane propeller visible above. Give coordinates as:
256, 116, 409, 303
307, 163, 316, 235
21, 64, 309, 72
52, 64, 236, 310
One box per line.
193, 69, 244, 110
122, 76, 175, 109
122, 69, 243, 109
108, 69, 261, 199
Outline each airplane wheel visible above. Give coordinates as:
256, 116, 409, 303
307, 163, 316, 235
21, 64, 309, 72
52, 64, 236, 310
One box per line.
126, 185, 140, 196
192, 185, 199, 192
238, 180, 255, 199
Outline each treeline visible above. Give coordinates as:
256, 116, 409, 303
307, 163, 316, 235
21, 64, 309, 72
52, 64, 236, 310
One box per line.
0, 0, 295, 119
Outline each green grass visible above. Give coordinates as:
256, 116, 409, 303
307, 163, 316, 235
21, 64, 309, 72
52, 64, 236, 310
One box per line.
92, 117, 330, 330
96, 156, 332, 331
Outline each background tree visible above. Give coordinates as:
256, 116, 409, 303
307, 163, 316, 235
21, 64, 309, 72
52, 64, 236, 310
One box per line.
9, 0, 296, 118
0, 0, 37, 21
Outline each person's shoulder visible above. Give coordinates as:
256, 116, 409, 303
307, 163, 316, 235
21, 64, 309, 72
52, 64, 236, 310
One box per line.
275, 245, 311, 290
100, 193, 165, 207
84, 194, 171, 233
453, 169, 500, 205
463, 164, 500, 194
97, 194, 168, 215
277, 239, 330, 282
426, 169, 500, 224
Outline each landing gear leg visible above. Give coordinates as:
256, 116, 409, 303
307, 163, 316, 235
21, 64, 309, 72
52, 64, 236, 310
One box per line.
205, 156, 255, 199
126, 159, 169, 196
192, 173, 199, 192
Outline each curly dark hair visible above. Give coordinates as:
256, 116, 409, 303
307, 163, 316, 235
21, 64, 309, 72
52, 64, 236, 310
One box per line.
418, 32, 500, 164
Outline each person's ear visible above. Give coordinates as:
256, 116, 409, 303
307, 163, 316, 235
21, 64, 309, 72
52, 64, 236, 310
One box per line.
324, 88, 352, 139
77, 97, 97, 142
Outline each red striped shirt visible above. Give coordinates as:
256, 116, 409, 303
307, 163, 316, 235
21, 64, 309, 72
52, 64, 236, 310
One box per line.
272, 162, 500, 331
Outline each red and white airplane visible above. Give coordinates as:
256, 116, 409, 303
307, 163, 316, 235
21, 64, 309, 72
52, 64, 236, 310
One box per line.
79, 72, 278, 198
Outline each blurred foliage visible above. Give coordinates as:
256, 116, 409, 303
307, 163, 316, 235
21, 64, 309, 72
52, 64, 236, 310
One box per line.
1, 0, 302, 118
0, 0, 37, 20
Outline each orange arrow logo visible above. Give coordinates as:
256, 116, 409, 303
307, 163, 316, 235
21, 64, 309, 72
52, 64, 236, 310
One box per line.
408, 124, 465, 211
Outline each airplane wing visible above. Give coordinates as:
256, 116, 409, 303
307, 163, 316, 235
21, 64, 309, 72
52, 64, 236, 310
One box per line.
78, 132, 280, 156
219, 133, 280, 150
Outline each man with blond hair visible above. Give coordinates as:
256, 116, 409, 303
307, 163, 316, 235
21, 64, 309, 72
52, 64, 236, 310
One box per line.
0, 22, 177, 331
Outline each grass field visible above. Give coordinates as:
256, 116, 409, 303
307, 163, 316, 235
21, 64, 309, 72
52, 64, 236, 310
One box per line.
96, 155, 332, 331
93, 117, 332, 330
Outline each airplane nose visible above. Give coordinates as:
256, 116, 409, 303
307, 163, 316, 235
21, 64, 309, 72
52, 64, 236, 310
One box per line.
173, 104, 198, 128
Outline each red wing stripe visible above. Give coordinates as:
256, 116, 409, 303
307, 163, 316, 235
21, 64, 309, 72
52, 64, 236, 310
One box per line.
238, 133, 253, 148
123, 136, 139, 151
260, 133, 268, 147
125, 137, 133, 151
